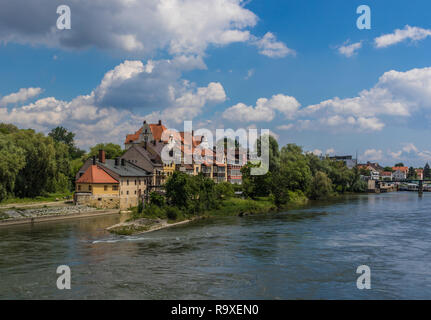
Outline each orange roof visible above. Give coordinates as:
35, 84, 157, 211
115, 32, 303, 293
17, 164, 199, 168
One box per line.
124, 122, 167, 144
149, 123, 167, 141
76, 165, 119, 184
392, 166, 408, 172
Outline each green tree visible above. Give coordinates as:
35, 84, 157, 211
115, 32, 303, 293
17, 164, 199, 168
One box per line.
150, 192, 165, 207
48, 126, 85, 159
424, 163, 431, 179
215, 181, 234, 199
407, 167, 417, 179
89, 143, 123, 159
383, 166, 394, 172
0, 123, 19, 135
308, 171, 333, 200
165, 171, 193, 209
0, 135, 26, 201
395, 162, 404, 167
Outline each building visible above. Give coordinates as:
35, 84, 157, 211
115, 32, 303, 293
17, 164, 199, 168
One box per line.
416, 168, 424, 180
329, 155, 357, 169
123, 120, 235, 184
392, 166, 408, 180
381, 171, 393, 181
75, 150, 152, 209
74, 163, 120, 209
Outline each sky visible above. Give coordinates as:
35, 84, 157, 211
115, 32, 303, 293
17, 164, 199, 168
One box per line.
1, 0, 431, 167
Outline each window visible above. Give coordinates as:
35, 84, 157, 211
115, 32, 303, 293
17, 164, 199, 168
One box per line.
77, 185, 81, 191
126, 191, 129, 195
113, 185, 119, 191
104, 185, 108, 191
127, 179, 129, 185
134, 190, 136, 195
89, 185, 92, 191
135, 180, 137, 185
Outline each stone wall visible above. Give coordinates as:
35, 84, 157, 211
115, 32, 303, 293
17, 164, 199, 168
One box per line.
74, 193, 120, 209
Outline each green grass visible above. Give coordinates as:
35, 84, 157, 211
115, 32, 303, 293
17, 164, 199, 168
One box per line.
204, 197, 277, 217
0, 192, 73, 206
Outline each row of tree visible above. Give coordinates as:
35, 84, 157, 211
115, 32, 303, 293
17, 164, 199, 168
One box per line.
0, 123, 124, 202
240, 136, 367, 207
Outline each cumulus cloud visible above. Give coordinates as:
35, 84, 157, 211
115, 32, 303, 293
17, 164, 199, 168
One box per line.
0, 0, 292, 59
297, 66, 431, 131
363, 149, 384, 161
222, 94, 300, 122
252, 32, 295, 58
0, 60, 227, 148
375, 25, 431, 48
0, 87, 43, 106
337, 41, 362, 57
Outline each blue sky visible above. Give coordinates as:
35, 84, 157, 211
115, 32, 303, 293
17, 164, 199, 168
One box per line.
1, 0, 431, 167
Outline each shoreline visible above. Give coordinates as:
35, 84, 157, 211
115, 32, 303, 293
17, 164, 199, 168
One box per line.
0, 209, 119, 227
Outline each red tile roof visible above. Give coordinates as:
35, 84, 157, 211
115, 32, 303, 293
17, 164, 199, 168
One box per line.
124, 123, 167, 144
76, 165, 119, 184
392, 166, 408, 172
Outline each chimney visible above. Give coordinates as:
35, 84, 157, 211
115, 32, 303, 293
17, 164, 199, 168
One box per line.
158, 120, 162, 125
99, 149, 106, 164
92, 156, 96, 165
115, 158, 119, 166
143, 120, 146, 125
121, 158, 125, 166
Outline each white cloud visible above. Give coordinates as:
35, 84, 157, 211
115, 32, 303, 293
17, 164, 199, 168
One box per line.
297, 66, 431, 132
337, 41, 362, 57
0, 0, 293, 59
223, 94, 300, 122
0, 87, 43, 106
363, 149, 384, 161
276, 124, 294, 131
325, 148, 335, 155
252, 32, 295, 58
311, 149, 323, 156
375, 25, 431, 48
244, 69, 255, 80
0, 60, 227, 148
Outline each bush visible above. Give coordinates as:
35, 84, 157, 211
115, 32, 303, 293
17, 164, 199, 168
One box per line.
166, 206, 181, 220
150, 192, 165, 207
144, 204, 166, 218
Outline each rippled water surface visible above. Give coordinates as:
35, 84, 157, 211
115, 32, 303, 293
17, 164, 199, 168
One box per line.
1, 192, 431, 299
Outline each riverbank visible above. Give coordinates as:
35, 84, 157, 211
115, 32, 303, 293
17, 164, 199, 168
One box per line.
0, 204, 119, 227
107, 192, 308, 236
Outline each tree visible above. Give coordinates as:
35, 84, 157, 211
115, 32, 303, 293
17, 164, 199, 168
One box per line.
407, 167, 417, 179
150, 192, 165, 207
0, 123, 19, 135
308, 171, 333, 200
49, 126, 85, 159
165, 171, 193, 209
383, 166, 393, 172
424, 163, 431, 179
89, 143, 123, 159
395, 162, 404, 167
215, 182, 234, 199
0, 135, 26, 201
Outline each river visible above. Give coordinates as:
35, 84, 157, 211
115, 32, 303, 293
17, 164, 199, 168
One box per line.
1, 192, 431, 299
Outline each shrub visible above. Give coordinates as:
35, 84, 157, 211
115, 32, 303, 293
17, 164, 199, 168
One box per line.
166, 206, 181, 220
150, 192, 165, 207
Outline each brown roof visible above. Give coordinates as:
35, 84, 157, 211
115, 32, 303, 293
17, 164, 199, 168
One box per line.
124, 122, 167, 144
76, 165, 119, 184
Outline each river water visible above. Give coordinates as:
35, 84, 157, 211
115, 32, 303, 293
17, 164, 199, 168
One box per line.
1, 192, 431, 299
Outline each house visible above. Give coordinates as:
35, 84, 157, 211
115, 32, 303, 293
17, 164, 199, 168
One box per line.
416, 168, 424, 180
75, 150, 152, 209
74, 162, 120, 209
123, 120, 233, 183
329, 155, 357, 169
392, 166, 408, 180
358, 162, 384, 180
381, 171, 393, 181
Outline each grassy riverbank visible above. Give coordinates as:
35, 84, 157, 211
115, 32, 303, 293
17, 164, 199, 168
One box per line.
0, 192, 72, 206
108, 191, 309, 235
